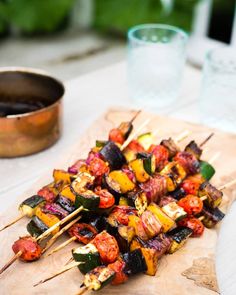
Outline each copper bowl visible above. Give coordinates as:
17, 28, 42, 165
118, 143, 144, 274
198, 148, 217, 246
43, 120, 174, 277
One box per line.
0, 67, 64, 157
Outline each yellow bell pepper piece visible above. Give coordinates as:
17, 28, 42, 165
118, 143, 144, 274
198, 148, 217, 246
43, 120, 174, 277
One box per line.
35, 207, 60, 235
60, 185, 76, 203
129, 159, 150, 183
53, 169, 72, 184
109, 170, 135, 193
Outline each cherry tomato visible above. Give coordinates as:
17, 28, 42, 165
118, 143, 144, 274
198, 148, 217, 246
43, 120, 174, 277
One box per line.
12, 236, 42, 262
141, 210, 162, 238
95, 187, 115, 209
37, 187, 56, 203
148, 144, 169, 170
127, 140, 145, 153
111, 206, 137, 225
92, 231, 119, 264
178, 195, 203, 215
174, 151, 200, 175
68, 223, 97, 244
178, 217, 204, 237
88, 157, 109, 177
109, 128, 125, 145
181, 175, 203, 195
108, 259, 128, 285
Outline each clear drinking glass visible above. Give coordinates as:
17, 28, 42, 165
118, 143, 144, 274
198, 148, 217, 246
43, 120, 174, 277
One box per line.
127, 24, 188, 109
200, 47, 236, 133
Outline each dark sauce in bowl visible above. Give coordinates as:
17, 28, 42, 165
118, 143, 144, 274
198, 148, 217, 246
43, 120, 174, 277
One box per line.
0, 100, 47, 117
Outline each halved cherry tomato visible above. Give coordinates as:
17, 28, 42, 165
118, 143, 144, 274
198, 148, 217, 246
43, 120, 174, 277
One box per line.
181, 175, 203, 195
109, 128, 125, 145
110, 206, 137, 225
108, 259, 128, 285
92, 231, 119, 264
127, 140, 145, 153
178, 217, 204, 237
148, 144, 169, 170
95, 187, 115, 209
178, 195, 203, 215
141, 210, 162, 238
68, 223, 97, 244
88, 157, 109, 177
12, 236, 42, 262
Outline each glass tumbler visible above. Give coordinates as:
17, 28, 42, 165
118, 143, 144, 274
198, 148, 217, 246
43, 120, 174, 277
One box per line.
127, 24, 188, 110
200, 47, 236, 133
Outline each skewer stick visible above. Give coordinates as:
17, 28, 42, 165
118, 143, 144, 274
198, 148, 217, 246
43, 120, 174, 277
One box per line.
42, 215, 81, 254
198, 216, 205, 222
208, 152, 221, 165
0, 251, 22, 275
45, 236, 77, 257
65, 257, 74, 266
76, 286, 91, 295
175, 130, 190, 143
199, 132, 214, 147
36, 206, 83, 243
121, 118, 151, 150
0, 215, 25, 232
34, 261, 82, 287
219, 179, 236, 191
129, 110, 141, 124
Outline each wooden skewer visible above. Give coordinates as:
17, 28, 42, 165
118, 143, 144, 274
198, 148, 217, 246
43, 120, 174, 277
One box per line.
65, 257, 74, 266
0, 250, 22, 275
121, 118, 151, 150
175, 130, 190, 143
198, 216, 205, 222
42, 215, 81, 254
0, 215, 25, 232
76, 286, 91, 295
208, 152, 221, 165
34, 260, 82, 287
199, 132, 214, 147
36, 206, 83, 243
45, 236, 77, 257
129, 110, 141, 124
219, 179, 236, 191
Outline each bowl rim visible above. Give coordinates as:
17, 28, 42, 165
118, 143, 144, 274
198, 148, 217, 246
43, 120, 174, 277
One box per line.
0, 66, 64, 119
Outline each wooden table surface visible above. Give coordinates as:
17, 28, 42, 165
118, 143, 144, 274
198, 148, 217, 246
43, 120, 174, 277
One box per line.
0, 61, 235, 295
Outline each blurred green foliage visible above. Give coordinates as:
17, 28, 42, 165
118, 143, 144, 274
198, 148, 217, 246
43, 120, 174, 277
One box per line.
93, 0, 200, 35
0, 0, 75, 35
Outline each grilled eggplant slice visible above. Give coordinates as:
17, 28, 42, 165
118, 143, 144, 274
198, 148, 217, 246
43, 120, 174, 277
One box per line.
118, 121, 133, 140
137, 152, 156, 175
19, 195, 45, 218
170, 187, 186, 200
127, 190, 147, 215
201, 205, 225, 228
123, 249, 147, 275
185, 140, 202, 160
161, 138, 180, 159
99, 141, 126, 170
167, 226, 193, 254
27, 215, 49, 237
72, 243, 101, 274
56, 195, 75, 213
83, 265, 115, 291
199, 181, 223, 208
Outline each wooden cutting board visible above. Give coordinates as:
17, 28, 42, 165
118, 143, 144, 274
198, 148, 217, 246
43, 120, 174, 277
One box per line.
1, 108, 236, 295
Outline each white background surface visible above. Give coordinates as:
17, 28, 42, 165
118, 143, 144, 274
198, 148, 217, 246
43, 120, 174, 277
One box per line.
0, 60, 235, 295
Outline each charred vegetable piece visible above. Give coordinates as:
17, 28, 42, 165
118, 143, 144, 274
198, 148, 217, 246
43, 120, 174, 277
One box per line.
109, 128, 125, 144
35, 207, 60, 235
137, 132, 153, 150
160, 138, 180, 159
42, 203, 68, 219
108, 171, 135, 193
108, 259, 128, 285
18, 195, 45, 218
109, 206, 137, 226
128, 215, 149, 241
68, 159, 87, 174
178, 217, 204, 237
142, 234, 171, 257
147, 203, 175, 232
185, 141, 202, 160
53, 169, 72, 184
158, 196, 177, 207
92, 231, 119, 264
170, 187, 186, 200
96, 140, 108, 148
129, 159, 150, 183
141, 247, 159, 276
68, 223, 98, 244
119, 196, 129, 206
94, 187, 115, 209
141, 210, 162, 238
73, 243, 101, 274
199, 181, 223, 208
200, 161, 215, 181
56, 195, 75, 213
27, 216, 49, 237
83, 265, 115, 291
99, 141, 126, 170
103, 174, 122, 202
118, 121, 133, 140
180, 174, 204, 195
127, 190, 148, 215
123, 249, 147, 275
37, 186, 57, 203
123, 148, 137, 163
88, 215, 107, 232
178, 195, 203, 216
167, 226, 193, 254
74, 189, 100, 210
148, 144, 169, 171
160, 162, 186, 185
12, 236, 42, 262
137, 152, 156, 175
162, 202, 187, 222
60, 185, 76, 203
117, 226, 135, 252
88, 157, 109, 177
174, 151, 200, 175
201, 205, 225, 228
